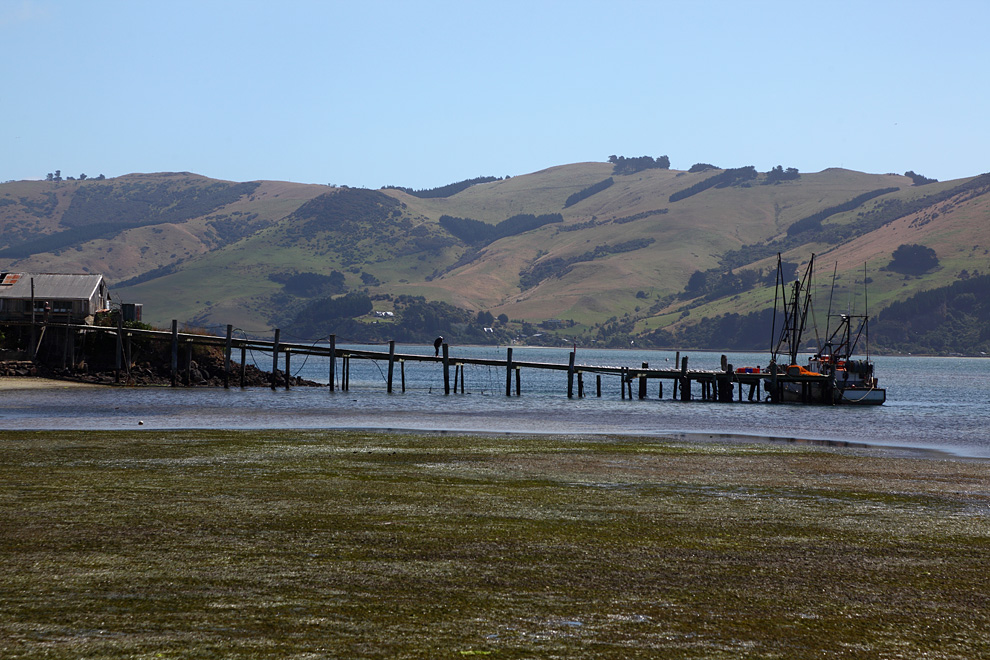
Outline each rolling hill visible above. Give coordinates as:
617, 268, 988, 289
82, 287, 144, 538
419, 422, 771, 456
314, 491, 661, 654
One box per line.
2, 160, 988, 353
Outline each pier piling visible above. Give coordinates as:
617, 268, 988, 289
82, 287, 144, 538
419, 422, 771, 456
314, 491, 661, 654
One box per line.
270, 329, 280, 391
567, 350, 576, 398
285, 350, 291, 390
387, 340, 396, 393
505, 348, 513, 396
328, 334, 337, 391
170, 320, 178, 387
442, 343, 450, 395
224, 325, 232, 389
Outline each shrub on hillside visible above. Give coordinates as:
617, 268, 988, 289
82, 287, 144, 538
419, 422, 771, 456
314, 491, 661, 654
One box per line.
564, 178, 614, 207
887, 244, 939, 275
905, 170, 938, 186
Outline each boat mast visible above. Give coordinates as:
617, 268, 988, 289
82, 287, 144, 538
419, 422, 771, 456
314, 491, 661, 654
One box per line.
772, 254, 816, 365
863, 261, 871, 360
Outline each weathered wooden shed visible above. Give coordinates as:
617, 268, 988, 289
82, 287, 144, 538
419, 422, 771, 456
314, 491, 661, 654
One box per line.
0, 272, 110, 325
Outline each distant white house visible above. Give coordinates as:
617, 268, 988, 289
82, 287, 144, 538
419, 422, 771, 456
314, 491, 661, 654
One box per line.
0, 272, 110, 325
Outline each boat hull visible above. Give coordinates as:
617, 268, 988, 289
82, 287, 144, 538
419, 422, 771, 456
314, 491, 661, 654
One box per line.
836, 387, 886, 405
781, 382, 886, 406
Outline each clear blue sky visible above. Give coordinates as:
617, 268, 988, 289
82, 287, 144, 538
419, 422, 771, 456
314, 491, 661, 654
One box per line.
3, 0, 988, 189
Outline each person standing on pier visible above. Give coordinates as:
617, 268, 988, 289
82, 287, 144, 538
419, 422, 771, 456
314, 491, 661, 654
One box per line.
434, 336, 443, 357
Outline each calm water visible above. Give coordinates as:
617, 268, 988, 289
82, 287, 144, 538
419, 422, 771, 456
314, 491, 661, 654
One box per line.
2, 345, 988, 458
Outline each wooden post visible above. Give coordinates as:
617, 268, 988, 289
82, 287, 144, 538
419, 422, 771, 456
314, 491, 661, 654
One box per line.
284, 350, 292, 390
62, 321, 70, 369
453, 361, 459, 393
115, 314, 123, 384
240, 345, 246, 388
638, 362, 648, 399
621, 368, 626, 400
224, 324, 232, 389
673, 351, 680, 399
505, 347, 513, 396
401, 360, 406, 393
328, 334, 336, 392
680, 355, 690, 401
171, 320, 179, 387
596, 374, 602, 398
125, 332, 132, 381
29, 277, 36, 360
515, 367, 520, 396
567, 350, 576, 398
658, 381, 663, 399
387, 340, 396, 393
184, 341, 192, 386
271, 329, 280, 390
442, 343, 450, 395
577, 372, 584, 398
460, 365, 465, 394
343, 355, 350, 391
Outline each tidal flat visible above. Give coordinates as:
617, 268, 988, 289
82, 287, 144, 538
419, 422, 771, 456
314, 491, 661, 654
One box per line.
1, 429, 988, 659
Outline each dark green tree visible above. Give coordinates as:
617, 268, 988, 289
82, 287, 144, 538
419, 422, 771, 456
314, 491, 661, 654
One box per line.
888, 244, 939, 274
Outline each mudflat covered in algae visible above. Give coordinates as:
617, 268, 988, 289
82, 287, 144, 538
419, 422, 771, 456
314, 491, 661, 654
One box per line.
1, 429, 988, 658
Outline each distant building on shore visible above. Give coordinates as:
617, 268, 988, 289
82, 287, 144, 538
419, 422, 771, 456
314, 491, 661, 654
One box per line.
0, 272, 110, 325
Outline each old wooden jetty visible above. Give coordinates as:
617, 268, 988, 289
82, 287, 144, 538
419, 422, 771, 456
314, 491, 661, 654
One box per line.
5, 318, 839, 404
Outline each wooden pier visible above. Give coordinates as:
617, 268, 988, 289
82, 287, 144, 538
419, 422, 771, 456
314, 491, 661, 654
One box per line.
4, 318, 840, 404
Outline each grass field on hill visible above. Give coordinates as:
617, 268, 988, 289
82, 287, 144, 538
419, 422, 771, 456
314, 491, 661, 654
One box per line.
4, 165, 987, 348
2, 429, 989, 659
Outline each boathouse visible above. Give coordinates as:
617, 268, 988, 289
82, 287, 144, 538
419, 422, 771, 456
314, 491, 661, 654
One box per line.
0, 272, 110, 325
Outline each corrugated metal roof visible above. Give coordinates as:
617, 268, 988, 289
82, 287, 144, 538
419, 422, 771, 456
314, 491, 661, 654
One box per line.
0, 273, 106, 300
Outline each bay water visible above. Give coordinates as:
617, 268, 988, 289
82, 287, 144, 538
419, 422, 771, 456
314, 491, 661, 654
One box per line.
2, 344, 987, 458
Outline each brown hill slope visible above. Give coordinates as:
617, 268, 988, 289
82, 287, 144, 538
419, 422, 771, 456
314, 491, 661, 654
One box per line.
1, 163, 986, 348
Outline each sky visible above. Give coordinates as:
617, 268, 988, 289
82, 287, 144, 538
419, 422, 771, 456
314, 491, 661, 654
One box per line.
2, 0, 989, 189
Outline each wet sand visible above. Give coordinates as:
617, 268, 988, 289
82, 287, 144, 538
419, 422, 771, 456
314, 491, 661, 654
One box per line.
0, 376, 100, 391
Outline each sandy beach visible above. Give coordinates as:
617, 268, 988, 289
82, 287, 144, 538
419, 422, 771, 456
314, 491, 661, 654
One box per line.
0, 376, 101, 391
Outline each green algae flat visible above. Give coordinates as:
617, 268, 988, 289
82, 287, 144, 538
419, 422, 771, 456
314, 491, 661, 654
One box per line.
1, 429, 988, 659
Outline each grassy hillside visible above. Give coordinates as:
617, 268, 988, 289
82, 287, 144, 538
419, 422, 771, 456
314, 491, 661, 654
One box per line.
2, 162, 988, 352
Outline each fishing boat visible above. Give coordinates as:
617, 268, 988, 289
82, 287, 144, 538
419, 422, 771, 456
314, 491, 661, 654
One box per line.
769, 254, 886, 405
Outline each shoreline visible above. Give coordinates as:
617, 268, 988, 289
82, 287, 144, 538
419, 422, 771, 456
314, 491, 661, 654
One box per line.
1, 375, 984, 461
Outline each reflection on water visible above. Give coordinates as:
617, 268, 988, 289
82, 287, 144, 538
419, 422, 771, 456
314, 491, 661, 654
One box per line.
2, 346, 988, 458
